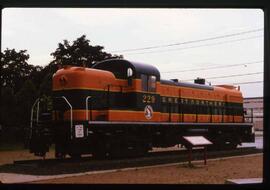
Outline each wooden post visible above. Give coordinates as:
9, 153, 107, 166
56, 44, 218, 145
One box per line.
204, 146, 207, 165
188, 147, 192, 167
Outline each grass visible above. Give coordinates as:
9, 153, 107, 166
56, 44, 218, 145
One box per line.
0, 142, 26, 151
0, 142, 56, 151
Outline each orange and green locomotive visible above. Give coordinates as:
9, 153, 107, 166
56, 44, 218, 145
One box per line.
29, 59, 254, 158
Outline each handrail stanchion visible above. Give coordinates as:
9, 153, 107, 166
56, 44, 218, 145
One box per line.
61, 96, 73, 140
222, 104, 224, 123
251, 108, 254, 123
210, 106, 213, 123
242, 108, 245, 123
30, 98, 40, 139
37, 101, 40, 123
196, 105, 198, 123
55, 96, 73, 140
86, 96, 92, 121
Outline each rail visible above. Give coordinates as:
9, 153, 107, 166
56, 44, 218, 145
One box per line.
30, 98, 40, 139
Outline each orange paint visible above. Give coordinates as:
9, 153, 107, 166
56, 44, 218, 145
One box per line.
52, 66, 244, 124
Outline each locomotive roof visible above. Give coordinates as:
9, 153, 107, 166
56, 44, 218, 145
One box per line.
92, 59, 160, 80
160, 79, 214, 90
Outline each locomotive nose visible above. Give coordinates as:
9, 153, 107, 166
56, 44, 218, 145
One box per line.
59, 75, 68, 86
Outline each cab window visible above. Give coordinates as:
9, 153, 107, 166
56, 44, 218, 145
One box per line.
148, 76, 156, 92
141, 74, 148, 91
141, 74, 156, 92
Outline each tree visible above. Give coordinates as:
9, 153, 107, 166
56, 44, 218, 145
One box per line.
39, 72, 53, 96
0, 87, 17, 143
15, 80, 38, 127
50, 35, 123, 67
0, 49, 38, 139
39, 35, 123, 96
0, 48, 36, 92
0, 37, 122, 144
1, 87, 16, 127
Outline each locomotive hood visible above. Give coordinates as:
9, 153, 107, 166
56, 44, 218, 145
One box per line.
52, 66, 116, 91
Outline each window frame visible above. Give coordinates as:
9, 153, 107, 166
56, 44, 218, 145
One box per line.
141, 74, 157, 92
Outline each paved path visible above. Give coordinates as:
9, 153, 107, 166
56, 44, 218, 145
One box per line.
225, 178, 262, 184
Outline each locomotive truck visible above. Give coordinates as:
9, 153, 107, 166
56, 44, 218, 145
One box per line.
29, 59, 254, 159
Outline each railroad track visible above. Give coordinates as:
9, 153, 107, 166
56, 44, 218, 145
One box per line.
0, 147, 261, 176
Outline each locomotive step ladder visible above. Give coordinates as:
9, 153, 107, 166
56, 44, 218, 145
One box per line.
29, 96, 73, 157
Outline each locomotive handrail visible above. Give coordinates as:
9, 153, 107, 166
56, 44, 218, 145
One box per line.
195, 105, 198, 123
243, 108, 254, 123
86, 96, 92, 121
37, 100, 40, 123
250, 108, 252, 123
222, 107, 224, 123
210, 106, 213, 123
54, 96, 73, 140
30, 98, 40, 139
169, 103, 172, 122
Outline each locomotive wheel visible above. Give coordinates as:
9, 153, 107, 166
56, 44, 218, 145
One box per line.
34, 152, 46, 157
133, 143, 149, 157
209, 140, 238, 151
55, 152, 66, 159
92, 142, 109, 159
92, 149, 108, 159
109, 143, 148, 159
109, 148, 124, 159
69, 153, 81, 159
223, 141, 238, 150
55, 144, 66, 159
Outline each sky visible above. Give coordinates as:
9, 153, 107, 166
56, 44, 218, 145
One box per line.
1, 8, 264, 98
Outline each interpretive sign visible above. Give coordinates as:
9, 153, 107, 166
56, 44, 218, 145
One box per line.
183, 136, 212, 146
182, 136, 212, 166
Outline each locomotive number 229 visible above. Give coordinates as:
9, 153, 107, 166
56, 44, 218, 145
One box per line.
142, 94, 155, 104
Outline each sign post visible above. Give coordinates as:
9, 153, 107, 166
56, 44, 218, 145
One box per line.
183, 136, 212, 167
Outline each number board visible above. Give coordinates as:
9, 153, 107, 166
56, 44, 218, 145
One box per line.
142, 94, 155, 104
183, 136, 212, 146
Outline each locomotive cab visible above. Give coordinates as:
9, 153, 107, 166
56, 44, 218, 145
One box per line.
93, 59, 161, 121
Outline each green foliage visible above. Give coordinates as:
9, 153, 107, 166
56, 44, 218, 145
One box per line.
39, 73, 53, 96
1, 87, 16, 126
1, 35, 122, 145
0, 48, 36, 92
50, 35, 123, 67
15, 80, 38, 126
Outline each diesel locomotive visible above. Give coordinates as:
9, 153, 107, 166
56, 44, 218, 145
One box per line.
29, 59, 254, 158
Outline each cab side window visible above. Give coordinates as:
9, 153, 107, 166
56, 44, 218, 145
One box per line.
148, 76, 156, 92
141, 74, 148, 91
141, 74, 156, 92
